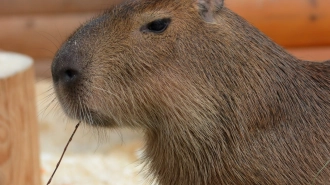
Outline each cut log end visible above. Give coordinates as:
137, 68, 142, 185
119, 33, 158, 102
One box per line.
0, 51, 33, 78
0, 51, 40, 185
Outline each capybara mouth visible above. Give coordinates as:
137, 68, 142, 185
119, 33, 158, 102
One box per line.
79, 109, 117, 127
62, 102, 117, 127
52, 83, 117, 127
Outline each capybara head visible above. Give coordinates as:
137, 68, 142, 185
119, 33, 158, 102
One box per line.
52, 0, 233, 128
52, 0, 287, 129
51, 0, 330, 184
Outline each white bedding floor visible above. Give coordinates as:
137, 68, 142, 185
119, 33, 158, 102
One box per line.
36, 80, 146, 185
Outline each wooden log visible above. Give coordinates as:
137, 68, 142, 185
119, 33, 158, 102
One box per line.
0, 13, 95, 61
0, 0, 121, 15
287, 47, 330, 62
0, 0, 329, 60
227, 0, 330, 47
0, 52, 40, 185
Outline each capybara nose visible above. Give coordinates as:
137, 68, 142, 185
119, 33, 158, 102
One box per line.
51, 50, 82, 86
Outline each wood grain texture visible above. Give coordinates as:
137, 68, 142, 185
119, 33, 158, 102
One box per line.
0, 13, 95, 61
0, 0, 121, 15
0, 57, 40, 185
0, 0, 329, 60
227, 0, 330, 47
287, 47, 330, 62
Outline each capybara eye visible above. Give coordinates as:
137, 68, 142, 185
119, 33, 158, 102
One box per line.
141, 18, 171, 33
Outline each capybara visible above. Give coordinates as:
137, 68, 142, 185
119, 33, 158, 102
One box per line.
51, 0, 330, 184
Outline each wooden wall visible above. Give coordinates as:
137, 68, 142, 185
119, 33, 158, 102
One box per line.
0, 0, 119, 15
227, 0, 330, 47
0, 0, 329, 77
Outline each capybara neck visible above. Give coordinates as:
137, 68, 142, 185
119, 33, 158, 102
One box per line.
143, 8, 330, 185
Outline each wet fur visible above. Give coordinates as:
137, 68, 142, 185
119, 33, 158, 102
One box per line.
52, 0, 330, 184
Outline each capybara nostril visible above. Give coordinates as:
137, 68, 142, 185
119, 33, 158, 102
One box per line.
52, 61, 81, 86
61, 68, 79, 83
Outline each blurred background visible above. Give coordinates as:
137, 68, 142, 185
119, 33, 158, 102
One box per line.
0, 0, 329, 184
1, 0, 329, 78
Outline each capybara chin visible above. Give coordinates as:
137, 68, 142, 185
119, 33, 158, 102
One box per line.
51, 0, 330, 184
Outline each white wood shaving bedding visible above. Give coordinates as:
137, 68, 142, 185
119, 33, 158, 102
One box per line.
37, 80, 145, 185
41, 153, 144, 185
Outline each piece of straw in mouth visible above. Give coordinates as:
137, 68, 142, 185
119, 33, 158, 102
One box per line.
46, 121, 81, 185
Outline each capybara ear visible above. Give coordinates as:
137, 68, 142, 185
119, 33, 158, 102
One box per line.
196, 0, 224, 22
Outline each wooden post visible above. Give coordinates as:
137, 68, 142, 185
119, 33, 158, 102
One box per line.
0, 52, 40, 185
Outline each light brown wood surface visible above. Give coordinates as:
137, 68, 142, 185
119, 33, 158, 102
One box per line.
227, 0, 330, 47
0, 0, 121, 15
288, 47, 330, 62
0, 53, 40, 185
0, 13, 95, 61
0, 0, 329, 61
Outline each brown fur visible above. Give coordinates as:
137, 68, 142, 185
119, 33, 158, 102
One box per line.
51, 0, 330, 184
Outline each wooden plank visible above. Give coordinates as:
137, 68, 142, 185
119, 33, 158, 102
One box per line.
226, 0, 330, 47
1, 1, 330, 60
0, 13, 96, 60
287, 47, 330, 62
0, 0, 121, 15
0, 52, 40, 185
